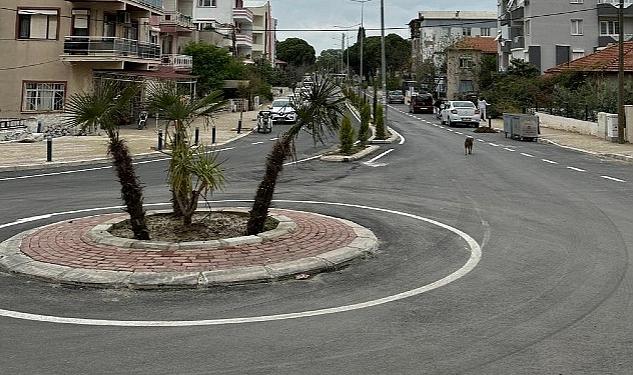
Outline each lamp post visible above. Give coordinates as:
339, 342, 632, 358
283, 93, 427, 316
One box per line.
618, 0, 626, 143
380, 0, 387, 129
350, 0, 372, 83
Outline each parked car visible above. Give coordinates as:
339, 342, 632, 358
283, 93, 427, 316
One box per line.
269, 98, 297, 124
440, 100, 481, 127
409, 93, 434, 114
387, 90, 405, 104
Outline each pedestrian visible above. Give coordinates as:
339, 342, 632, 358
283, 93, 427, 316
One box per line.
477, 98, 489, 121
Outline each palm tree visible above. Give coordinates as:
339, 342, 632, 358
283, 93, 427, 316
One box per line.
246, 76, 345, 235
65, 80, 150, 240
146, 82, 226, 225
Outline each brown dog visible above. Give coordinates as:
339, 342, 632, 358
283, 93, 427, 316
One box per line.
464, 136, 474, 155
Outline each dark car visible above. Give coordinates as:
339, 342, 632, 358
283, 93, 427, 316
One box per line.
409, 93, 434, 114
387, 90, 405, 104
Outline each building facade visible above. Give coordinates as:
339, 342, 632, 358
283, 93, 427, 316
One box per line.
446, 37, 498, 100
498, 0, 630, 73
244, 0, 276, 63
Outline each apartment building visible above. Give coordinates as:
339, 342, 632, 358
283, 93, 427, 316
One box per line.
158, 0, 195, 68
409, 11, 498, 68
244, 0, 276, 63
446, 37, 498, 100
498, 0, 630, 73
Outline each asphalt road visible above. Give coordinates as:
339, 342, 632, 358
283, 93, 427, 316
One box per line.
2, 104, 633, 374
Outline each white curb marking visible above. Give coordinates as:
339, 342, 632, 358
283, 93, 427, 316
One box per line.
0, 200, 481, 327
601, 175, 627, 183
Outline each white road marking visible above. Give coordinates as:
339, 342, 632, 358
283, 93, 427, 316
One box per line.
454, 131, 463, 135
488, 143, 499, 147
567, 166, 586, 172
283, 154, 324, 166
251, 141, 264, 145
601, 175, 627, 183
0, 199, 481, 327
477, 139, 485, 143
542, 159, 558, 164
269, 137, 279, 141
503, 148, 516, 152
439, 126, 445, 129
520, 152, 535, 158
386, 127, 405, 145
366, 149, 394, 163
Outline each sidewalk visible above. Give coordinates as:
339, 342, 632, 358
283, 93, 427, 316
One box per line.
490, 118, 633, 162
0, 109, 260, 171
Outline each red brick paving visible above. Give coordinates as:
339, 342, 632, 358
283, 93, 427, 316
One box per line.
19, 210, 358, 272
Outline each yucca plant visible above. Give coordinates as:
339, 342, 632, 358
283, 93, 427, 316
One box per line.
146, 82, 227, 225
246, 76, 345, 235
65, 80, 150, 240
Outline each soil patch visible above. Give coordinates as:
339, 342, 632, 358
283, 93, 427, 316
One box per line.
474, 126, 498, 133
109, 212, 279, 242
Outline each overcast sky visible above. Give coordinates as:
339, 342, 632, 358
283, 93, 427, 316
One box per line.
271, 0, 497, 55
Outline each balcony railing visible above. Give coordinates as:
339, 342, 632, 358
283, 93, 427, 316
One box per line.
161, 11, 193, 29
62, 36, 161, 61
161, 54, 193, 70
233, 8, 254, 23
0, 119, 26, 130
235, 33, 253, 46
598, 0, 633, 6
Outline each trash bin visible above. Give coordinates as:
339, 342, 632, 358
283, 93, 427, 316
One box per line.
503, 113, 539, 141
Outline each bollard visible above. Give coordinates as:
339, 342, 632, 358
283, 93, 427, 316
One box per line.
488, 117, 492, 128
37, 120, 42, 133
157, 130, 163, 151
46, 136, 53, 162
212, 126, 217, 144
194, 127, 200, 145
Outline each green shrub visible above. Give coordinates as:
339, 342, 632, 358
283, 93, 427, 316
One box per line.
359, 103, 371, 145
339, 116, 355, 155
375, 103, 387, 140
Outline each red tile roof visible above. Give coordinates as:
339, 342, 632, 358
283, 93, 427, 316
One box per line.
545, 42, 633, 74
452, 36, 498, 54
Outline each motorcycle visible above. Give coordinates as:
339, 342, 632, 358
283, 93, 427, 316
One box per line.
257, 110, 273, 134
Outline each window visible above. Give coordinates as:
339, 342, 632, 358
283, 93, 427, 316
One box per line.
22, 82, 66, 112
458, 80, 474, 93
570, 0, 583, 3
197, 0, 216, 6
481, 28, 491, 37
572, 50, 585, 60
459, 56, 474, 69
462, 28, 472, 36
16, 9, 59, 40
601, 20, 620, 35
525, 20, 531, 36
571, 19, 583, 35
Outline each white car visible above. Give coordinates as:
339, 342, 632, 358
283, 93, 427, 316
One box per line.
269, 98, 297, 124
440, 100, 481, 127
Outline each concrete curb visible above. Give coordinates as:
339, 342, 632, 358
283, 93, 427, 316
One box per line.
538, 137, 633, 162
320, 145, 381, 162
0, 130, 254, 173
0, 209, 378, 289
369, 126, 399, 144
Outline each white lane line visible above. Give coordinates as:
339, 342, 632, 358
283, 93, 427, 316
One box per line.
503, 148, 516, 152
567, 166, 586, 172
0, 199, 481, 327
366, 149, 394, 163
439, 126, 445, 129
283, 154, 324, 166
477, 139, 485, 143
488, 143, 500, 147
601, 175, 627, 183
269, 137, 279, 141
251, 141, 265, 145
454, 131, 463, 135
446, 129, 453, 132
542, 159, 559, 164
520, 152, 535, 158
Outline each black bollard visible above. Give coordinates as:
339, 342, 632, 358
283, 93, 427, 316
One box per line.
37, 120, 42, 133
212, 126, 217, 144
157, 130, 163, 151
46, 137, 52, 162
194, 127, 200, 145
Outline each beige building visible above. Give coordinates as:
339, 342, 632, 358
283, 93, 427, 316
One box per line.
0, 0, 196, 126
446, 37, 497, 100
244, 0, 276, 63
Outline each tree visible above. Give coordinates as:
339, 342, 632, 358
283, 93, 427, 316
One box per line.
276, 38, 316, 67
339, 116, 355, 155
246, 76, 344, 235
65, 81, 150, 240
358, 102, 371, 145
317, 49, 342, 73
147, 83, 227, 226
375, 103, 387, 140
476, 54, 498, 92
345, 34, 411, 80
184, 42, 245, 95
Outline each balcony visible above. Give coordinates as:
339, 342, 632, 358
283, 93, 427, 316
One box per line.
161, 11, 194, 32
161, 54, 193, 71
598, 0, 633, 16
62, 36, 161, 63
235, 33, 253, 47
233, 8, 254, 23
69, 0, 164, 13
599, 34, 633, 47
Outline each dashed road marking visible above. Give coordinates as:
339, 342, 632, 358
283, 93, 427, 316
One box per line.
601, 175, 627, 183
251, 141, 265, 145
488, 143, 500, 147
269, 137, 279, 141
520, 152, 535, 158
542, 159, 558, 164
477, 139, 485, 143
567, 166, 586, 172
503, 148, 516, 152
455, 131, 463, 135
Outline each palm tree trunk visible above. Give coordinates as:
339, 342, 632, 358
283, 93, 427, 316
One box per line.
108, 138, 150, 240
246, 138, 290, 235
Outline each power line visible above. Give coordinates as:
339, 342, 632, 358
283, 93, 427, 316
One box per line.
0, 59, 60, 71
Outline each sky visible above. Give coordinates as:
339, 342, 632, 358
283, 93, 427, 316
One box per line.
271, 0, 497, 55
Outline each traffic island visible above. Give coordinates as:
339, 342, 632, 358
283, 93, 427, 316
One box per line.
320, 145, 381, 162
0, 208, 378, 289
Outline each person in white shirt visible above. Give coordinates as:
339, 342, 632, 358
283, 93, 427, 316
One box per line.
478, 98, 489, 121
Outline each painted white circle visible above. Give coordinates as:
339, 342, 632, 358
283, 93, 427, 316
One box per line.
0, 200, 481, 326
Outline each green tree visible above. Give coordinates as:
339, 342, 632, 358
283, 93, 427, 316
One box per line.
65, 81, 150, 240
276, 38, 316, 67
358, 102, 371, 145
147, 83, 227, 225
246, 76, 344, 235
477, 54, 498, 91
339, 116, 355, 155
184, 42, 245, 95
375, 103, 387, 140
317, 49, 342, 73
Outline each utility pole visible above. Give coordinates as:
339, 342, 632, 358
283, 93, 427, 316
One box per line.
351, 0, 372, 83
341, 33, 345, 75
380, 0, 387, 127
618, 0, 626, 144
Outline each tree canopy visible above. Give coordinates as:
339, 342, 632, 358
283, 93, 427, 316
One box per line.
184, 42, 246, 95
276, 38, 316, 67
345, 34, 411, 79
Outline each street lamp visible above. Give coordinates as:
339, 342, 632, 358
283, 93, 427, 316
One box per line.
350, 0, 372, 83
380, 0, 387, 128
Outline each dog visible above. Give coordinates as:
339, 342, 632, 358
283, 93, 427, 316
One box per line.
464, 136, 474, 155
